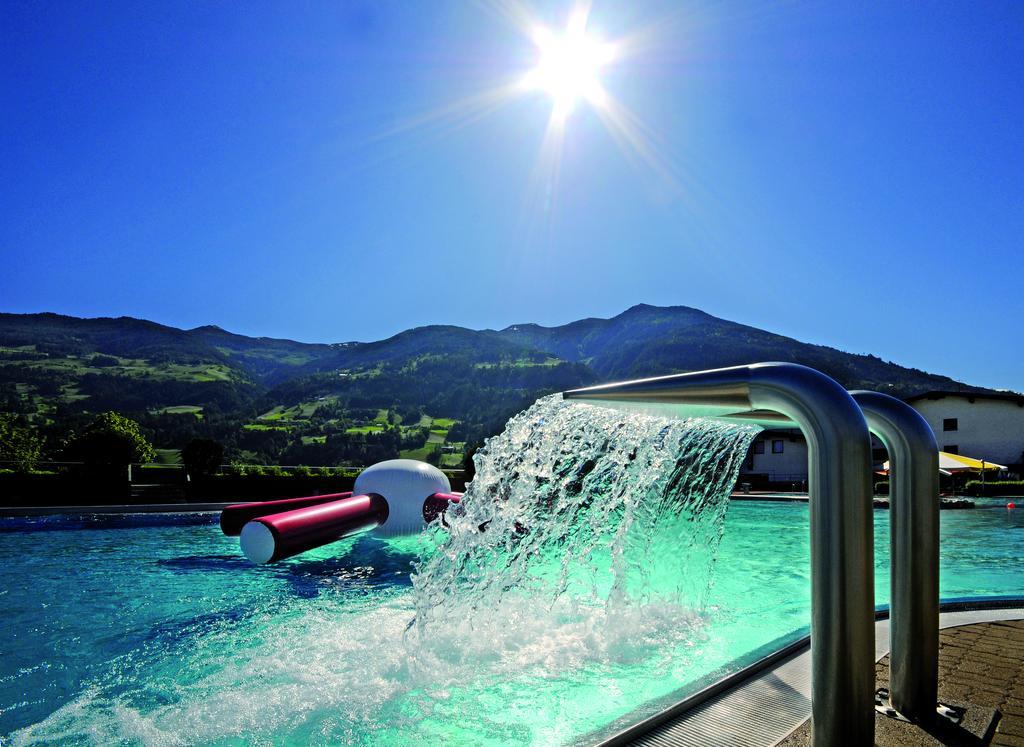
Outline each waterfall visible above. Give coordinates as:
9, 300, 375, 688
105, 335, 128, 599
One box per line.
409, 394, 760, 657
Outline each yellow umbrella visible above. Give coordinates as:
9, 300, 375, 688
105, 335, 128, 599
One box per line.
938, 452, 1005, 472
882, 451, 1004, 473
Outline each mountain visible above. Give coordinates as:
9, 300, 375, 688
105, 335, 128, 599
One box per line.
0, 306, 991, 467
490, 303, 966, 395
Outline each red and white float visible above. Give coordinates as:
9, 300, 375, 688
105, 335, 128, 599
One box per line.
221, 459, 462, 564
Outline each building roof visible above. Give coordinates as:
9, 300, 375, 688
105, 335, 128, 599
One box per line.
904, 390, 1024, 407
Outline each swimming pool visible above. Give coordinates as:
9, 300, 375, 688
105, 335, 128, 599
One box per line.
3, 500, 1021, 744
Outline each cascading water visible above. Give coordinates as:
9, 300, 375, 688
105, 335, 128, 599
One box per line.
408, 395, 759, 671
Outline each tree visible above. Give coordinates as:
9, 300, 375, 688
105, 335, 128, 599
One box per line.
425, 445, 443, 466
182, 438, 224, 476
0, 414, 43, 472
65, 411, 155, 466
462, 441, 481, 480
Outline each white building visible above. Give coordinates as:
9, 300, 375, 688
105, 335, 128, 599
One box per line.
740, 428, 810, 485
737, 389, 1024, 485
905, 390, 1024, 471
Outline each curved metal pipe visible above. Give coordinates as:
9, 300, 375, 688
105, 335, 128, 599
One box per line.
851, 390, 939, 722
565, 362, 875, 745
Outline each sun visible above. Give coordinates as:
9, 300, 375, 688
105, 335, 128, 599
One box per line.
521, 8, 617, 119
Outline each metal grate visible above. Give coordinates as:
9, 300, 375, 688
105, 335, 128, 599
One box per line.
628, 646, 812, 747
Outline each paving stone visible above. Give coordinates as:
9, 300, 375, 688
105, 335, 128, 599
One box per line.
778, 618, 1024, 746
991, 735, 1024, 747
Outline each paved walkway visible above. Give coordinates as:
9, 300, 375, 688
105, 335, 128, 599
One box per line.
928, 618, 1024, 746
780, 618, 1024, 746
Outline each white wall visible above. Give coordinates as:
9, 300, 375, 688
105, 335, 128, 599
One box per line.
910, 396, 1024, 468
734, 393, 1024, 483
741, 430, 809, 481
739, 431, 888, 483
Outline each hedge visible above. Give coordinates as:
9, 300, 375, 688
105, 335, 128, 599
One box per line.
963, 480, 1024, 497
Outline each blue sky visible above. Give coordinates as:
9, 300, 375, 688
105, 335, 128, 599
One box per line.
2, 1, 1022, 390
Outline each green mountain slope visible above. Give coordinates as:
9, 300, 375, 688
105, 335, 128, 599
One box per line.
492, 303, 970, 395
0, 306, 991, 467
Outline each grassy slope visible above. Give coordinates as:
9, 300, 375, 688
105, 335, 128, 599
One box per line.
0, 307, 997, 467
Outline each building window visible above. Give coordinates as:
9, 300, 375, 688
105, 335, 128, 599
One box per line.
944, 445, 958, 455
943, 418, 958, 432
772, 439, 784, 454
753, 441, 765, 454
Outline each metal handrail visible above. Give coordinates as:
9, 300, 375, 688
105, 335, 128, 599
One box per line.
851, 390, 939, 722
564, 362, 875, 745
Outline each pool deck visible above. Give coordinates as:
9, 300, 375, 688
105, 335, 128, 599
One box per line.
779, 617, 1024, 746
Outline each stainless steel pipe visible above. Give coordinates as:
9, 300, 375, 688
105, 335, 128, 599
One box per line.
564, 362, 876, 745
851, 390, 939, 722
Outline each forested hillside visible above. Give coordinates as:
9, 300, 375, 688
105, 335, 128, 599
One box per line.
0, 306, 987, 468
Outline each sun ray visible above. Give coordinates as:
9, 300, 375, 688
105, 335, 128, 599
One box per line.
474, 0, 542, 40
522, 107, 568, 234
592, 94, 685, 196
371, 79, 525, 144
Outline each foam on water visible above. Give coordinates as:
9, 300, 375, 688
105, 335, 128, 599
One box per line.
8, 396, 758, 745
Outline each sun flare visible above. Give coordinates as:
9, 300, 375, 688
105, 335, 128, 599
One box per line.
521, 9, 617, 119
382, 1, 681, 210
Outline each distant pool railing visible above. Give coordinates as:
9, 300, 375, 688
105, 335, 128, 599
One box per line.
565, 363, 953, 745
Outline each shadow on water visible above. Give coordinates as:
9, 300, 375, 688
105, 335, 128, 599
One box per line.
283, 537, 421, 596
157, 554, 252, 573
158, 535, 421, 599
143, 605, 255, 647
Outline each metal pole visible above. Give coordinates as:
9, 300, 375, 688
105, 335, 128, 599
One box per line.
851, 391, 939, 722
565, 362, 875, 745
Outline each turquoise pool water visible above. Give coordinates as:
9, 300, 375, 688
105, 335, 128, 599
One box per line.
2, 501, 1022, 744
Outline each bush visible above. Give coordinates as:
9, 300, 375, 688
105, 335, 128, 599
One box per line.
63, 411, 155, 466
0, 414, 42, 473
182, 438, 224, 476
226, 462, 251, 477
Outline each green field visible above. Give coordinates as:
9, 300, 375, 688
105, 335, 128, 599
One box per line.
258, 400, 321, 422
257, 405, 288, 421
346, 425, 385, 435
399, 445, 438, 461
153, 448, 182, 465
154, 405, 203, 418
